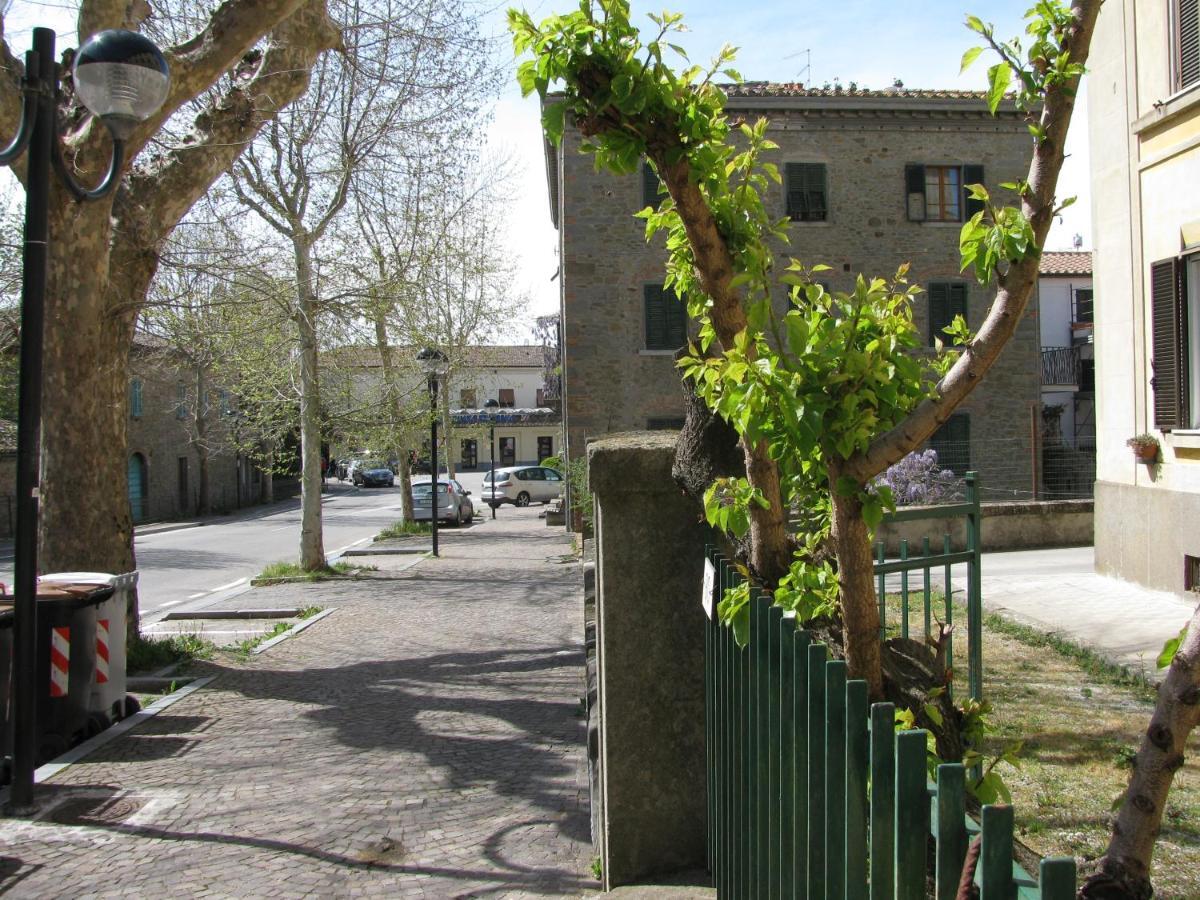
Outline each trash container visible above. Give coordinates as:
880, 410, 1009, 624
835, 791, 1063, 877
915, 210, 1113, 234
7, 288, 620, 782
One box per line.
40, 571, 138, 726
0, 600, 12, 785
33, 582, 111, 762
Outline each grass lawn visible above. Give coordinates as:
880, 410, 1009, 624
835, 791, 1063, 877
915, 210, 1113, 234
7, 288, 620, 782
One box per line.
884, 592, 1199, 898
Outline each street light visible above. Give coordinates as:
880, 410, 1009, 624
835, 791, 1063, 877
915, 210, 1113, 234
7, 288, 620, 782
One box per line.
484, 398, 499, 520
417, 348, 448, 557
1, 27, 169, 813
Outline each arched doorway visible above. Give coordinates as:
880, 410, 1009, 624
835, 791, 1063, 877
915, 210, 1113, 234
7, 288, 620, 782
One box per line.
128, 453, 148, 524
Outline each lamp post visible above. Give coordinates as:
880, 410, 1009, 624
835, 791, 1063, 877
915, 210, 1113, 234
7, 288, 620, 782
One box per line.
0, 27, 169, 813
484, 398, 499, 520
417, 348, 448, 557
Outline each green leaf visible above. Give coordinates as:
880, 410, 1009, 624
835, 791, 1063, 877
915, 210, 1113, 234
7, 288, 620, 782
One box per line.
730, 601, 750, 646
1158, 624, 1188, 669
541, 102, 566, 144
986, 62, 1012, 114
960, 46, 984, 73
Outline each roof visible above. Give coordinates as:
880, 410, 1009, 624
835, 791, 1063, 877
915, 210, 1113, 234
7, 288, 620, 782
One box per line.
1039, 251, 1093, 276
725, 82, 993, 101
326, 345, 545, 370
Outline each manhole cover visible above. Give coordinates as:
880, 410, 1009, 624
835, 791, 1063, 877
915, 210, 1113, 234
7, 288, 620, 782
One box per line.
47, 795, 146, 826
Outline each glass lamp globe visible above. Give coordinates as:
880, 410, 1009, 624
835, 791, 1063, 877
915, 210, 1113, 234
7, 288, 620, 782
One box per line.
72, 30, 170, 139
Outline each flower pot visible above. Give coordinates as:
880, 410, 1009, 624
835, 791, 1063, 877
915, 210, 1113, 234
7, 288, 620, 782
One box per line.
1133, 445, 1158, 462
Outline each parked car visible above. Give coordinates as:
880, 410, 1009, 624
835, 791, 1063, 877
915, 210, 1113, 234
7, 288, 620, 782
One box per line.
481, 465, 564, 508
411, 479, 474, 525
353, 460, 395, 488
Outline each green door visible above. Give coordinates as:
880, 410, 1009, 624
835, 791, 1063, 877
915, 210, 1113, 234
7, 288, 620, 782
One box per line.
128, 454, 147, 524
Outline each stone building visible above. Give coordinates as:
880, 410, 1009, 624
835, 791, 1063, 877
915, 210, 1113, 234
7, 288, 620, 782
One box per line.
545, 84, 1042, 500
1089, 0, 1200, 592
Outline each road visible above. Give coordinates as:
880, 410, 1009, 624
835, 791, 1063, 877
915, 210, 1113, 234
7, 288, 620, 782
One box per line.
1, 470, 497, 623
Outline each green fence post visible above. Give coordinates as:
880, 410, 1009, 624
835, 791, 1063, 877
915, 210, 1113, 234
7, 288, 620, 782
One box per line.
793, 629, 812, 897
895, 730, 929, 900
980, 804, 1014, 900
768, 605, 783, 898
876, 540, 886, 639
869, 703, 895, 900
965, 471, 982, 703
900, 539, 910, 639
779, 615, 797, 899
718, 558, 731, 895
922, 535, 932, 641
943, 532, 953, 702
704, 548, 715, 878
845, 680, 870, 900
808, 643, 827, 900
825, 660, 848, 900
1039, 857, 1078, 899
755, 593, 770, 894
935, 763, 968, 900
742, 586, 753, 898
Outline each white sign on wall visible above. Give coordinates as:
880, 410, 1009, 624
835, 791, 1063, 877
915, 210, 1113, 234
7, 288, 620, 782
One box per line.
702, 558, 716, 619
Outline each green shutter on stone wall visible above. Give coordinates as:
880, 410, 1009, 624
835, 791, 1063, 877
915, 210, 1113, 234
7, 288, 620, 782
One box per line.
963, 164, 985, 218
904, 164, 925, 221
645, 284, 687, 350
642, 161, 665, 207
786, 163, 828, 222
929, 282, 968, 345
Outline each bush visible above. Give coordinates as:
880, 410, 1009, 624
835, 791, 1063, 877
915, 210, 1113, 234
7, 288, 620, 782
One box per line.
127, 633, 215, 673
542, 452, 594, 532
873, 449, 963, 506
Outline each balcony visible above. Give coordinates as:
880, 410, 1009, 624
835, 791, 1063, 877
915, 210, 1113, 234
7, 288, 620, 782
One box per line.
1041, 346, 1080, 387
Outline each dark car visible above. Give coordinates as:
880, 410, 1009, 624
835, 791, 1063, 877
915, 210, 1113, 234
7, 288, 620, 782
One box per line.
354, 460, 395, 488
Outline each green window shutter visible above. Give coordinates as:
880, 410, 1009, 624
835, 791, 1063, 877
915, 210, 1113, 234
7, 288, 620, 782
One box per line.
950, 283, 968, 330
786, 163, 828, 222
930, 413, 971, 475
130, 379, 143, 418
929, 283, 950, 344
1180, 0, 1199, 89
962, 164, 985, 218
642, 161, 664, 207
1151, 258, 1185, 430
645, 283, 687, 350
905, 164, 925, 221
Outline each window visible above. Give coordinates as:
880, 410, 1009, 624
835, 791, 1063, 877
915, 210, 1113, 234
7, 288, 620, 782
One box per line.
536, 388, 546, 407
642, 160, 666, 207
129, 379, 143, 419
1151, 255, 1200, 429
460, 388, 477, 408
175, 381, 187, 419
538, 436, 553, 461
218, 389, 232, 416
461, 439, 477, 469
1073, 288, 1094, 325
928, 282, 968, 345
644, 284, 687, 351
905, 164, 984, 222
929, 414, 970, 476
544, 468, 563, 482
647, 416, 685, 430
498, 388, 515, 408
785, 163, 828, 222
1176, 0, 1199, 90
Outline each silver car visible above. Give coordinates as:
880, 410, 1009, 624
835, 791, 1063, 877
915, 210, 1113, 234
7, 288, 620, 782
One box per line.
481, 466, 565, 508
411, 479, 474, 525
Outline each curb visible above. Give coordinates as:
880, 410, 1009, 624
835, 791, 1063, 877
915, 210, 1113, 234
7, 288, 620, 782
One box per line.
251, 608, 336, 655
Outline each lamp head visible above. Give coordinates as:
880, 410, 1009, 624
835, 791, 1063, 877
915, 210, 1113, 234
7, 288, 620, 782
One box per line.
416, 347, 449, 378
72, 30, 170, 139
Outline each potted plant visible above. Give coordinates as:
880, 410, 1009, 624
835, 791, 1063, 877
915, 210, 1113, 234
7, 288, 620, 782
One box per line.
1127, 433, 1161, 462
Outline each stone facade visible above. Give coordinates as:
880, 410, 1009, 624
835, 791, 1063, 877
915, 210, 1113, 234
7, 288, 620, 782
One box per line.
1089, 0, 1200, 593
549, 87, 1042, 501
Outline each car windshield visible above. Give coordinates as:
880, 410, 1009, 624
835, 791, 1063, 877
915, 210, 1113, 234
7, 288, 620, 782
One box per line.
412, 483, 448, 495
364, 460, 388, 469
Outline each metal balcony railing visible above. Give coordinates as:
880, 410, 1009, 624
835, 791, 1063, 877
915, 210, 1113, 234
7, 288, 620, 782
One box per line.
1041, 346, 1080, 386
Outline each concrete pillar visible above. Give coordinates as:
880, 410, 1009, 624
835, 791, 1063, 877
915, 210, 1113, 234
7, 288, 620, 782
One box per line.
587, 431, 708, 888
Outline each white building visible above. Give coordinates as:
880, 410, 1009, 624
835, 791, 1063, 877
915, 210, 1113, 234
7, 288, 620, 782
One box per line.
1037, 251, 1095, 450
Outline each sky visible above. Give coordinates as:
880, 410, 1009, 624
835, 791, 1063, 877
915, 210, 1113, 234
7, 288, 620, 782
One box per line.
3, 0, 1093, 326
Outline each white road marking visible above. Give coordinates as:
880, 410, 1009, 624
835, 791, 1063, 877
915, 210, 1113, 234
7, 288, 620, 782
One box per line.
187, 592, 208, 599
160, 600, 186, 607
210, 577, 247, 593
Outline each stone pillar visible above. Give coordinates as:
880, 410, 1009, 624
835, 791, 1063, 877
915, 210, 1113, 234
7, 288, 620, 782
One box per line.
588, 431, 708, 888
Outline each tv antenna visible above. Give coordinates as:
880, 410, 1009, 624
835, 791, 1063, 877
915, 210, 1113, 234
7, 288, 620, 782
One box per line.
783, 49, 811, 84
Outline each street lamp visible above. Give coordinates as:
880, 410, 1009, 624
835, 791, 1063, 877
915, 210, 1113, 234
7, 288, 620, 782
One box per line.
484, 398, 499, 520
417, 348, 448, 556
1, 27, 169, 813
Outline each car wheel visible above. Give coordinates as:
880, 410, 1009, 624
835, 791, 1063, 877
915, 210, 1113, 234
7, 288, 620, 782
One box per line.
516, 491, 531, 507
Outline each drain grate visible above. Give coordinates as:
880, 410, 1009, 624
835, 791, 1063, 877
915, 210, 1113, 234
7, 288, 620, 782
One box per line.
46, 795, 147, 827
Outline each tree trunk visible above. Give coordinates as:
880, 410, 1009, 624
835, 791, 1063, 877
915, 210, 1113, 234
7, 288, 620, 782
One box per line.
261, 457, 274, 504
1080, 603, 1200, 900
194, 366, 210, 516
292, 233, 326, 570
828, 468, 883, 698
441, 389, 456, 479
370, 310, 413, 522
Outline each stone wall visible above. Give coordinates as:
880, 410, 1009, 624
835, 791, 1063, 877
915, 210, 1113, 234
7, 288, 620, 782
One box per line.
587, 431, 709, 888
874, 499, 1094, 555
556, 94, 1041, 503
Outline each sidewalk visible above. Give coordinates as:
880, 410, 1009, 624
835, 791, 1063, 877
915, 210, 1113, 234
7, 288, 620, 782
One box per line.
0, 507, 596, 897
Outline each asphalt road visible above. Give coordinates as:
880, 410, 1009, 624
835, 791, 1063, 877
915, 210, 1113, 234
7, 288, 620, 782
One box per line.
0, 469, 499, 623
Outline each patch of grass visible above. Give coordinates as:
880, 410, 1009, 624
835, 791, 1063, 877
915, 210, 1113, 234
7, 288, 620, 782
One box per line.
374, 520, 431, 540
255, 561, 375, 583
589, 857, 602, 881
127, 633, 215, 673
235, 620, 293, 656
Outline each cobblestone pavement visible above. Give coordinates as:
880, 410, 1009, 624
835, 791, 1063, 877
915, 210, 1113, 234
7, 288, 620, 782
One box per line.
1, 508, 596, 897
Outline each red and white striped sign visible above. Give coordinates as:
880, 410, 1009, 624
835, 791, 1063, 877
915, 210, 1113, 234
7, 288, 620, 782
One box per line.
50, 626, 69, 697
96, 618, 110, 684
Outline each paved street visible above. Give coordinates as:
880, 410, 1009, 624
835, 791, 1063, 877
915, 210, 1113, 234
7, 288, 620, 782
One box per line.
0, 505, 594, 896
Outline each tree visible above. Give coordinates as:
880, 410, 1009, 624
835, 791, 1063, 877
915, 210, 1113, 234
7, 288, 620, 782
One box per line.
510, 0, 1097, 701
0, 0, 341, 630
227, 0, 493, 568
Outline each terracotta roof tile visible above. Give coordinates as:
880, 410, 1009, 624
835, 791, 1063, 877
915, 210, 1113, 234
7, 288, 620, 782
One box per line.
1039, 251, 1092, 276
725, 82, 993, 101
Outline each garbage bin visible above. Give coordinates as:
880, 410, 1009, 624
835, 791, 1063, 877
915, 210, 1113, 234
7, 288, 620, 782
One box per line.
40, 571, 138, 726
33, 582, 111, 762
0, 600, 12, 785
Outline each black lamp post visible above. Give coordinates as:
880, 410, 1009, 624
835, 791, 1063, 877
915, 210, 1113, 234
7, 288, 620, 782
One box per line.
484, 398, 499, 520
1, 28, 169, 813
417, 348, 448, 557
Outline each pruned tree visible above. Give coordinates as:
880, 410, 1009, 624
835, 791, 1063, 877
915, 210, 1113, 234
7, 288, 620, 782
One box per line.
0, 0, 341, 630
226, 0, 494, 568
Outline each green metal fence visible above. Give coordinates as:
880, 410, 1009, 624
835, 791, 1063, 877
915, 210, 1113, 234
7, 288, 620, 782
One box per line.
874, 470, 983, 702
703, 540, 1075, 898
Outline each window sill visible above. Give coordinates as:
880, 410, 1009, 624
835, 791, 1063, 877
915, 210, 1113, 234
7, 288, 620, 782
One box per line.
915, 220, 964, 227
789, 219, 832, 227
639, 349, 679, 356
1132, 82, 1200, 136
1169, 430, 1200, 449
